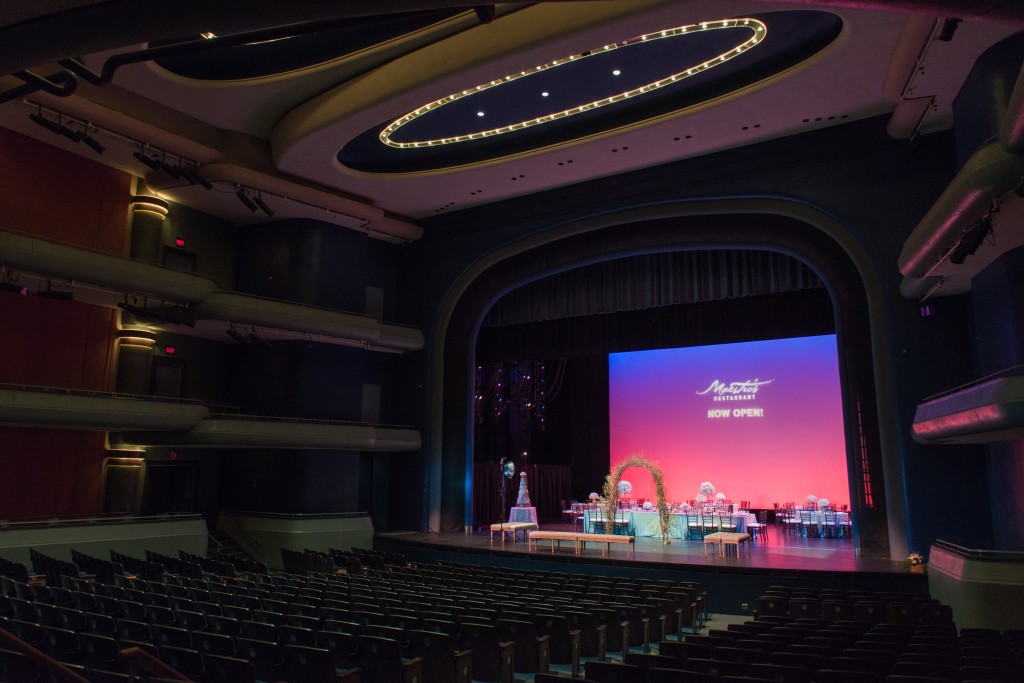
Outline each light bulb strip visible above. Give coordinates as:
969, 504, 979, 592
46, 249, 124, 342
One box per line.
379, 18, 767, 149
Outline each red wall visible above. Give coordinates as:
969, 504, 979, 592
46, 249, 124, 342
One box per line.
0, 126, 130, 252
0, 129, 132, 518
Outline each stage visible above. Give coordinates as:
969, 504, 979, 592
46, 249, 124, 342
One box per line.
375, 523, 927, 614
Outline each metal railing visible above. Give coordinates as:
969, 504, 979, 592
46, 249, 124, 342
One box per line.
933, 537, 1024, 562
0, 511, 203, 530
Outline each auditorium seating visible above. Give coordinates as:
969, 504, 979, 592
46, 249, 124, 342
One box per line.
0, 545, 709, 682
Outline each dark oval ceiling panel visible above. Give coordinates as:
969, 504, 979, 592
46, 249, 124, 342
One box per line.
339, 11, 843, 173
151, 9, 464, 81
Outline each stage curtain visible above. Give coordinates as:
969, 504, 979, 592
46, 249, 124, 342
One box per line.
482, 250, 823, 327
473, 463, 572, 527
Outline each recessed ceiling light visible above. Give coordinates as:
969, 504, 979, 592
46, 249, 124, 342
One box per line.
477, 111, 485, 117
541, 91, 549, 97
612, 69, 621, 76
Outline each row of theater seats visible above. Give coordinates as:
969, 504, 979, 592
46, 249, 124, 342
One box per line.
542, 621, 1024, 682
552, 584, 1021, 683
0, 548, 706, 683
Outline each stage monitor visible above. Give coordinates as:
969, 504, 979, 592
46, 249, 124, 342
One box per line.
608, 334, 848, 508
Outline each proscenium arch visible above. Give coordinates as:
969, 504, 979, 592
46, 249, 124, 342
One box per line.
428, 197, 905, 560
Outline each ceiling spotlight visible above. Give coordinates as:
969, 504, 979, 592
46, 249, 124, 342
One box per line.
225, 325, 248, 344
253, 193, 274, 218
949, 215, 993, 264
133, 150, 162, 171
247, 329, 272, 347
29, 111, 64, 135
177, 164, 213, 190
79, 130, 105, 155
157, 157, 182, 179
235, 188, 258, 212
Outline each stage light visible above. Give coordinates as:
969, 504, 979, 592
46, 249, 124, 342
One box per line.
235, 188, 258, 212
247, 330, 272, 347
29, 111, 63, 135
157, 157, 182, 178
949, 215, 993, 264
79, 131, 105, 154
226, 325, 248, 344
253, 193, 274, 218
178, 165, 213, 190
133, 150, 162, 171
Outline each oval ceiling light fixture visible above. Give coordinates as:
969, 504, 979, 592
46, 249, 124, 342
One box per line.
379, 18, 767, 149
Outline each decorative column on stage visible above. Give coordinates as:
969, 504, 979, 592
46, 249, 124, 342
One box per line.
509, 471, 537, 524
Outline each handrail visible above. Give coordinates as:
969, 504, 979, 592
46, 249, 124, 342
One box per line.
0, 511, 203, 529
0, 225, 419, 329
0, 382, 205, 405
920, 364, 1024, 403
0, 626, 91, 682
933, 537, 1024, 562
205, 411, 416, 430
119, 646, 191, 681
220, 510, 369, 520
219, 512, 264, 557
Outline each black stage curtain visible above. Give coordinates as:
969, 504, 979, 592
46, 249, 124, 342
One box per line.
478, 287, 833, 362
473, 462, 572, 526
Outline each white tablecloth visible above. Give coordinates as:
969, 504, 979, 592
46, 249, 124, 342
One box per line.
582, 510, 756, 538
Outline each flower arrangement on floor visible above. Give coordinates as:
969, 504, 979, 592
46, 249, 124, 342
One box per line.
903, 552, 926, 571
603, 452, 671, 542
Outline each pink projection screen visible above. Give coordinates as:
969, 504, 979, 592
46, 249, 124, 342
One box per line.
608, 335, 849, 509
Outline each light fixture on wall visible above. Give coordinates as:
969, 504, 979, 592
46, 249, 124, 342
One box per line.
129, 194, 170, 219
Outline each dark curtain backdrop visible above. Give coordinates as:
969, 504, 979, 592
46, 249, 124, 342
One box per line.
478, 288, 834, 361
473, 463, 572, 526
483, 250, 823, 327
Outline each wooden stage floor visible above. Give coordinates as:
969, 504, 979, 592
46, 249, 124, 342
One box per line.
382, 524, 901, 574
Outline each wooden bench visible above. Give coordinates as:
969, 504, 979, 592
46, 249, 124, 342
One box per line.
703, 531, 751, 557
527, 530, 582, 554
578, 532, 636, 559
489, 522, 538, 543
527, 530, 635, 558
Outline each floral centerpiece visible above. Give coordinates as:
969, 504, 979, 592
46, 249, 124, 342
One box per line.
695, 494, 707, 504
806, 494, 817, 506
617, 480, 632, 496
700, 481, 716, 497
818, 498, 830, 508
716, 492, 726, 501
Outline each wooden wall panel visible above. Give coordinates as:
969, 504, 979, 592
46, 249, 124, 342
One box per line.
0, 294, 116, 390
0, 127, 130, 253
0, 427, 106, 519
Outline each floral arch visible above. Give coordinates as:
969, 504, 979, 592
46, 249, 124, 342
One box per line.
602, 452, 672, 542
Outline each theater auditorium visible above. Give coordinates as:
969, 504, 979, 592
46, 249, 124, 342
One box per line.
1, 1, 1023, 681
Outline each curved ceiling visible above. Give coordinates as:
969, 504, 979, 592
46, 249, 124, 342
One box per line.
339, 11, 842, 172
0, 0, 1019, 223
